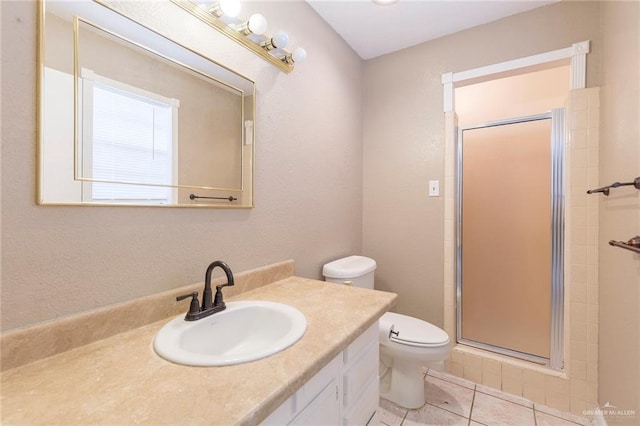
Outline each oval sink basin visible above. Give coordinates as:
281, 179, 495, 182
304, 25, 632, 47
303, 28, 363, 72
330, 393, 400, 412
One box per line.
153, 301, 307, 366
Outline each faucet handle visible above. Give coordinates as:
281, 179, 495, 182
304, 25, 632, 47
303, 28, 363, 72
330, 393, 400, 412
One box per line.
213, 286, 226, 309
176, 292, 200, 317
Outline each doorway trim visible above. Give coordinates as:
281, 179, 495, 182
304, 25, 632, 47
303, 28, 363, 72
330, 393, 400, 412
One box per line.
441, 40, 589, 113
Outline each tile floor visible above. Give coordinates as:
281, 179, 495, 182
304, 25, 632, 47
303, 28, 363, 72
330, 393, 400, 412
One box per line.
379, 369, 593, 426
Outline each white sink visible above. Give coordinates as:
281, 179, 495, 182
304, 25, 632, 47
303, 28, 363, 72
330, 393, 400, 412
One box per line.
153, 300, 307, 366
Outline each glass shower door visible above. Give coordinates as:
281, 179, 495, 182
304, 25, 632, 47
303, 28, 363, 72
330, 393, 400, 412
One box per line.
456, 110, 564, 367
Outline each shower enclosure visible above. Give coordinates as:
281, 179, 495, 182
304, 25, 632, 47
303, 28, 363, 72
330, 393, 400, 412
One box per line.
456, 109, 565, 369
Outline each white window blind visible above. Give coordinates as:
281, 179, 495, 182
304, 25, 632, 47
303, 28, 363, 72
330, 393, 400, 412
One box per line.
89, 82, 174, 203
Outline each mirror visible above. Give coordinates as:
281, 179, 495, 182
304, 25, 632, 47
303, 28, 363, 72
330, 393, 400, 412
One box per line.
38, 0, 255, 207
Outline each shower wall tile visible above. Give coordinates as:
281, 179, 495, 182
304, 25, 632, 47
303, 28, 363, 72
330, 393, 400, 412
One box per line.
572, 148, 588, 167
571, 302, 588, 323
587, 363, 597, 384
571, 226, 588, 246
450, 361, 464, 377
571, 187, 588, 207
571, 360, 587, 381
502, 376, 524, 397
587, 383, 597, 403
571, 339, 587, 362
572, 283, 587, 303
572, 207, 587, 226
587, 107, 599, 127
586, 128, 599, 147
571, 163, 588, 186
545, 375, 571, 395
587, 305, 598, 326
571, 245, 587, 265
587, 281, 598, 302
571, 129, 588, 149
570, 90, 588, 110
571, 109, 588, 130
587, 324, 598, 344
502, 363, 524, 380
482, 358, 501, 376
586, 227, 598, 246
523, 383, 546, 404
586, 245, 598, 266
452, 349, 464, 365
523, 370, 545, 388
463, 352, 483, 383
523, 370, 546, 404
571, 379, 588, 402
587, 169, 600, 190
464, 366, 482, 384
546, 392, 571, 412
587, 343, 598, 364
570, 320, 587, 342
482, 372, 502, 390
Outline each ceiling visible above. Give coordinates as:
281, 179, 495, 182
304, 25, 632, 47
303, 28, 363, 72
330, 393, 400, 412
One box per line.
306, 0, 558, 60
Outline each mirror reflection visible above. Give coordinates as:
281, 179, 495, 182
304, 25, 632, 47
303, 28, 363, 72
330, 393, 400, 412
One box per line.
39, 0, 255, 207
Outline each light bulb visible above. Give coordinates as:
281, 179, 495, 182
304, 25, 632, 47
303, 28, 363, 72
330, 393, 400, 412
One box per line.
218, 0, 240, 17
292, 47, 307, 64
283, 47, 307, 65
209, 0, 240, 18
271, 31, 289, 49
247, 13, 268, 35
261, 30, 289, 51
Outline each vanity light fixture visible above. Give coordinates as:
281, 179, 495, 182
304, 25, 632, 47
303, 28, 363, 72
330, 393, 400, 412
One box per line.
372, 0, 399, 5
171, 0, 306, 73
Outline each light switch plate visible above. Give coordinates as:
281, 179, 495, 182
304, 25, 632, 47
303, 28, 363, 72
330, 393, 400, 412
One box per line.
429, 180, 440, 197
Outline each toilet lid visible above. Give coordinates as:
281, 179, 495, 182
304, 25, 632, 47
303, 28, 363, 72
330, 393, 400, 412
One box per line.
383, 312, 450, 347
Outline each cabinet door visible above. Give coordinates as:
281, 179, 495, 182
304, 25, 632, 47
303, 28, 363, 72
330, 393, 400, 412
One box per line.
289, 379, 340, 426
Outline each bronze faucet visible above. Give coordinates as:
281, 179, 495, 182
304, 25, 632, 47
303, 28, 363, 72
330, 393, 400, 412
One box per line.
176, 261, 235, 321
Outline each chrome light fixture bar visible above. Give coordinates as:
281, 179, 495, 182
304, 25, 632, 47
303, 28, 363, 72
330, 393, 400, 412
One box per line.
171, 0, 306, 73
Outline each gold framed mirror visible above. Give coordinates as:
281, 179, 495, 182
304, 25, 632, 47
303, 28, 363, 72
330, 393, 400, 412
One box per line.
38, 0, 255, 207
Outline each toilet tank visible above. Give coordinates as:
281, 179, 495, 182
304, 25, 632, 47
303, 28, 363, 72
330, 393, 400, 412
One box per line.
322, 256, 376, 290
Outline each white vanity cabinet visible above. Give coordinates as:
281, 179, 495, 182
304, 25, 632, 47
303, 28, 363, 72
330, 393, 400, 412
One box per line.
261, 322, 379, 426
342, 323, 379, 425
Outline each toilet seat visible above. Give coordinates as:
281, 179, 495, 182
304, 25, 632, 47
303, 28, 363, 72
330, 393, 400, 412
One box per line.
383, 312, 450, 348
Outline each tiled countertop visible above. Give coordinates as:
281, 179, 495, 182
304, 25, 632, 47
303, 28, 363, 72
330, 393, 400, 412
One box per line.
1, 277, 396, 425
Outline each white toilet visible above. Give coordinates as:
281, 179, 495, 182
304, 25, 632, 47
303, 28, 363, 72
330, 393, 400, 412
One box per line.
323, 255, 450, 409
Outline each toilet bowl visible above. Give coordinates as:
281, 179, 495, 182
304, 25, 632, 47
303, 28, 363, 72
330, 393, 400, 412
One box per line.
323, 255, 451, 409
379, 312, 450, 408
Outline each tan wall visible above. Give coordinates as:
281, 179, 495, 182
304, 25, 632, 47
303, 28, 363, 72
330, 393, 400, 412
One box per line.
0, 0, 363, 330
363, 1, 602, 327
599, 0, 640, 421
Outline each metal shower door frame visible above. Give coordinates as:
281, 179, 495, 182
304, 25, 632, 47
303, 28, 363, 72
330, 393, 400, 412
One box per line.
455, 109, 565, 370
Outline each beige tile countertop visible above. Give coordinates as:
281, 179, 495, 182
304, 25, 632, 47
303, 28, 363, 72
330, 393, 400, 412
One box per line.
1, 277, 396, 425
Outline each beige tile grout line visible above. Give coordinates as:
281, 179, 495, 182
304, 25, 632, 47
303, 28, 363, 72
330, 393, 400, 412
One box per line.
467, 387, 477, 426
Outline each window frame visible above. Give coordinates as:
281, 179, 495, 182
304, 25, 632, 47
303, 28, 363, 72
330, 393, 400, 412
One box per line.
78, 67, 180, 204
